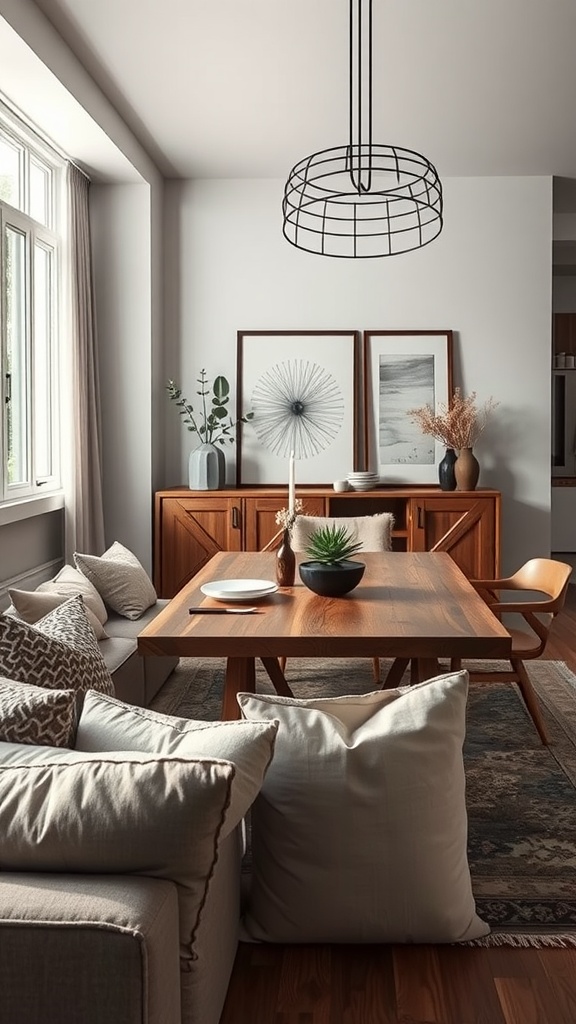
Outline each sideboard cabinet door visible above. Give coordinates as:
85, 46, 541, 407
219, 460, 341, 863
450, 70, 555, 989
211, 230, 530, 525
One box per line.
154, 495, 242, 597
243, 495, 327, 552
409, 495, 500, 580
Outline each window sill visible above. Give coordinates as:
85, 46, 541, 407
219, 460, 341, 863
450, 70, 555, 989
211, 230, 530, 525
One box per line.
0, 491, 65, 527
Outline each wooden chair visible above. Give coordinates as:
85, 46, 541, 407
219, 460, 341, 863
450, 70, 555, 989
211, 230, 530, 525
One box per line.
449, 557, 573, 745
280, 513, 394, 681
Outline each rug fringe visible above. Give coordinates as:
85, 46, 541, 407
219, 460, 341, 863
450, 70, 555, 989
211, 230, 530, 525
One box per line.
464, 932, 576, 949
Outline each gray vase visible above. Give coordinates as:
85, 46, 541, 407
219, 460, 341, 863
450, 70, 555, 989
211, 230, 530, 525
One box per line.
188, 443, 226, 490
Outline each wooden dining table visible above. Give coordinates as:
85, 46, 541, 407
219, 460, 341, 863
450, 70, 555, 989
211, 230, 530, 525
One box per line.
138, 549, 512, 720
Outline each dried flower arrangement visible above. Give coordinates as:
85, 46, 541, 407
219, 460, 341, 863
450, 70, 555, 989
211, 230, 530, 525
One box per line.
275, 499, 305, 532
409, 388, 499, 450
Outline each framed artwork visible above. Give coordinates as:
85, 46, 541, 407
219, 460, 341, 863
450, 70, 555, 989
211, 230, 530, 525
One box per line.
363, 330, 454, 485
236, 330, 360, 485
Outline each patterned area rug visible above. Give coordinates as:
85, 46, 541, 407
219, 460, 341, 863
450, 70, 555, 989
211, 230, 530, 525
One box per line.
152, 656, 576, 947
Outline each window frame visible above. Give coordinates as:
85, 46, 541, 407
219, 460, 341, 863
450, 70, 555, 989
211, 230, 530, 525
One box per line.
0, 106, 64, 506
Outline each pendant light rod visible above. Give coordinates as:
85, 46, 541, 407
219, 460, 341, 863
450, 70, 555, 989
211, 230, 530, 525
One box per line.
349, 0, 373, 193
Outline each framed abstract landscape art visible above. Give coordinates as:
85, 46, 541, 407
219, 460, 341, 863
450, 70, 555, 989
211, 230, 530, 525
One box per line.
363, 330, 454, 484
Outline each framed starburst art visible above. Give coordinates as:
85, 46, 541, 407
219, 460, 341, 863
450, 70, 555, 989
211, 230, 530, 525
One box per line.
236, 331, 360, 485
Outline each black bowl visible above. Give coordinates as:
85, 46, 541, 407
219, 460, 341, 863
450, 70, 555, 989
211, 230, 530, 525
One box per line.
299, 560, 365, 597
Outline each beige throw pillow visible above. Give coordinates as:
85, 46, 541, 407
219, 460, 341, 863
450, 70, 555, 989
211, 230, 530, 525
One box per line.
0, 596, 114, 696
292, 512, 394, 552
9, 588, 108, 640
74, 541, 157, 620
0, 677, 77, 747
75, 689, 278, 835
37, 564, 108, 624
238, 671, 489, 945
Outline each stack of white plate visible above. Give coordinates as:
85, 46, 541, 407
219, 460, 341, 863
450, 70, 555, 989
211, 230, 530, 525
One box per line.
347, 471, 380, 491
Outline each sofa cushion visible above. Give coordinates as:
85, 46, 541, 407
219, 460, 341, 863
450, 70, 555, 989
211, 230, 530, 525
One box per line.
0, 677, 77, 747
237, 671, 489, 945
74, 541, 157, 620
8, 588, 108, 640
0, 596, 114, 696
76, 689, 278, 836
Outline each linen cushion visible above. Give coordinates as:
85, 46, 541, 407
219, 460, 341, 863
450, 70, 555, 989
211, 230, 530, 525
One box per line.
37, 564, 108, 624
0, 677, 77, 747
291, 512, 394, 552
75, 689, 278, 832
8, 588, 108, 640
238, 671, 489, 944
0, 595, 114, 696
74, 541, 157, 620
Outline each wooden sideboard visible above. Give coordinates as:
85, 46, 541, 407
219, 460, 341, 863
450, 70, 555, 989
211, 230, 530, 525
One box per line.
153, 487, 501, 598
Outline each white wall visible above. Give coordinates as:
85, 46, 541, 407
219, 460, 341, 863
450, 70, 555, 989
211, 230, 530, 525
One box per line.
164, 175, 553, 576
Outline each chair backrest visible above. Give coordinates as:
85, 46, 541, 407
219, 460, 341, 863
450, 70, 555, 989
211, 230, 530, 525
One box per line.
479, 557, 573, 655
292, 513, 394, 553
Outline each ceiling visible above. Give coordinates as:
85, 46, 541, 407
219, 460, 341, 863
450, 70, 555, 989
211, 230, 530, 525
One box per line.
25, 0, 576, 184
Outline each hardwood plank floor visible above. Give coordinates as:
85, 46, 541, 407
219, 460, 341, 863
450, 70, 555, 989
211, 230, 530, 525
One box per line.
219, 585, 576, 1024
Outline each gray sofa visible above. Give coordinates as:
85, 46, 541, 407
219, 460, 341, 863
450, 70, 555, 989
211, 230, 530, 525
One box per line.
101, 602, 178, 706
0, 828, 243, 1024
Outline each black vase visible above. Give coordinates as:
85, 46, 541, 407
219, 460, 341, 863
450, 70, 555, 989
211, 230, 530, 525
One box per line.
438, 447, 457, 491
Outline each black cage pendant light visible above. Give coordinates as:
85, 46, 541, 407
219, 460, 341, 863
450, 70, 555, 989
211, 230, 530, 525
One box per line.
282, 0, 443, 258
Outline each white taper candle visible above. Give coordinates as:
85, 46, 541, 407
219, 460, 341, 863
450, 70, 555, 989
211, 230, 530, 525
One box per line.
288, 451, 295, 515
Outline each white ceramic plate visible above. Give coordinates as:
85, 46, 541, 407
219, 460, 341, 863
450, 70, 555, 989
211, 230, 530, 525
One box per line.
200, 579, 279, 602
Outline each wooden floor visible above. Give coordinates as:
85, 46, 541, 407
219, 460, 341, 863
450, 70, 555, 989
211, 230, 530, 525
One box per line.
219, 585, 576, 1024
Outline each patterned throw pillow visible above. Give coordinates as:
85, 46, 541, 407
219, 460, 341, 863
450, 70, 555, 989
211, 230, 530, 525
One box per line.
0, 595, 114, 696
0, 677, 77, 747
74, 541, 157, 620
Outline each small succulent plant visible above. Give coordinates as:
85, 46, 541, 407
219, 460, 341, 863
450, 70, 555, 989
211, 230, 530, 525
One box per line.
304, 524, 363, 565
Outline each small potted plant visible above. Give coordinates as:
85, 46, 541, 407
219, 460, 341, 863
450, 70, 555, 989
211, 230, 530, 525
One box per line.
167, 371, 253, 490
299, 523, 365, 597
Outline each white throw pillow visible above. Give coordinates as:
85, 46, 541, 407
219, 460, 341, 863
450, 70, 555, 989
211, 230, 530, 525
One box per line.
75, 689, 278, 834
74, 541, 157, 620
0, 595, 114, 696
238, 671, 489, 945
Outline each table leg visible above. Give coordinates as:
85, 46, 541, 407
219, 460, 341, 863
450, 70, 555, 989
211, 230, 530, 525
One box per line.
260, 658, 294, 698
222, 658, 256, 720
414, 658, 441, 682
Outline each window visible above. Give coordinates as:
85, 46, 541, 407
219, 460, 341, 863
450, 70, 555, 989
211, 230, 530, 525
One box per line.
0, 106, 63, 502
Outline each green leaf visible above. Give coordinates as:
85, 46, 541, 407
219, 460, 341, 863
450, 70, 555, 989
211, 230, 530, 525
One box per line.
213, 376, 230, 402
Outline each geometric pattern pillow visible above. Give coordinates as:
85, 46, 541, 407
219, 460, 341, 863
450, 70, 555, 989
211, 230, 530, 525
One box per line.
8, 589, 108, 640
74, 541, 157, 620
0, 596, 114, 696
238, 671, 490, 945
0, 677, 77, 747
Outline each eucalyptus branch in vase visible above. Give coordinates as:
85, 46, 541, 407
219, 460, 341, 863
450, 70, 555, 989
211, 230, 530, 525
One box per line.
166, 370, 253, 447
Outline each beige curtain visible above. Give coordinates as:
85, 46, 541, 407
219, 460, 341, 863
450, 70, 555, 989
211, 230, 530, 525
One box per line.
62, 163, 106, 560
